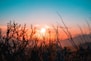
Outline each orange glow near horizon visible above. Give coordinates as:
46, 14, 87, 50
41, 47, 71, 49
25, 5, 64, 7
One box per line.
0, 25, 90, 40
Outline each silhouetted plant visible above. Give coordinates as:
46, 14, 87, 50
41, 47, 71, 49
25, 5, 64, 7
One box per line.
0, 21, 91, 61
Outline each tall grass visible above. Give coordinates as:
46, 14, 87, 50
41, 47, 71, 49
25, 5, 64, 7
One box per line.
57, 12, 78, 49
0, 21, 91, 61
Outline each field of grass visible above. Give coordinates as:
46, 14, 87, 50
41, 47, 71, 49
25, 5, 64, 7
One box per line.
0, 20, 91, 61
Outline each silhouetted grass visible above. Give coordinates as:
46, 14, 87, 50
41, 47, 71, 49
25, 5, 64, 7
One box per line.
0, 21, 91, 61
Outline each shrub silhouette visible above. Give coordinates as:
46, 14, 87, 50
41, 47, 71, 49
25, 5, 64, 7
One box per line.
0, 21, 91, 61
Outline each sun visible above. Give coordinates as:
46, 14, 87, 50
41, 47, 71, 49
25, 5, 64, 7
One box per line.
34, 25, 51, 40
40, 28, 46, 34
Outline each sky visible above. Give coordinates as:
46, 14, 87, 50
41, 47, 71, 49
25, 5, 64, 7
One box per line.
0, 0, 91, 28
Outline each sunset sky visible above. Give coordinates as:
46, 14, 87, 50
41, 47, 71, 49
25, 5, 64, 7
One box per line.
0, 0, 91, 36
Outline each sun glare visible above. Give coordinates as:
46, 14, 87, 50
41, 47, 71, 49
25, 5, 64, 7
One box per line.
34, 25, 53, 40
40, 28, 46, 34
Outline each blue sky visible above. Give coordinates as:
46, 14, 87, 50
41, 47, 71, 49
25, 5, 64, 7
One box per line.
0, 0, 91, 26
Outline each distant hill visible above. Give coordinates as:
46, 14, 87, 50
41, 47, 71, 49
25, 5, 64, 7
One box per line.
61, 34, 91, 48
